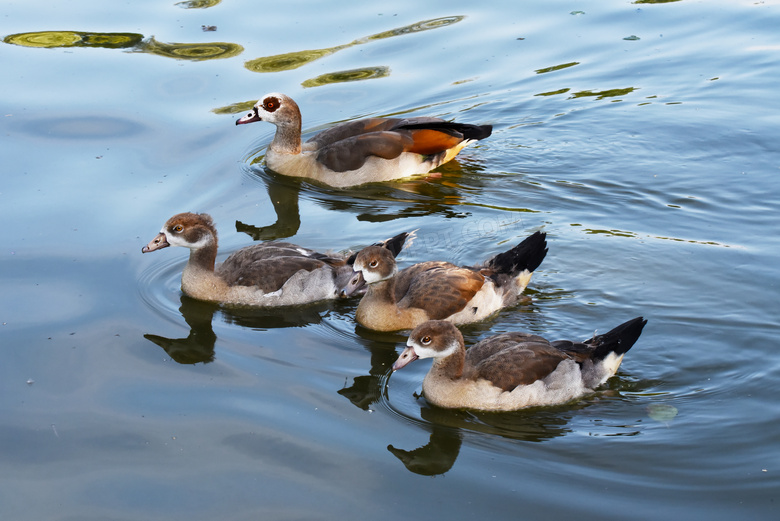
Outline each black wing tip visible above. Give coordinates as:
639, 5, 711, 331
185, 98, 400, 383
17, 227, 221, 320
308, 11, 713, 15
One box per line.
469, 124, 493, 140
591, 316, 648, 359
382, 231, 412, 258
346, 230, 412, 266
488, 231, 548, 275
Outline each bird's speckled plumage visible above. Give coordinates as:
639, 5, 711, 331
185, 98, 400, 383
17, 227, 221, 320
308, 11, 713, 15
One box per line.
236, 93, 492, 188
393, 317, 647, 411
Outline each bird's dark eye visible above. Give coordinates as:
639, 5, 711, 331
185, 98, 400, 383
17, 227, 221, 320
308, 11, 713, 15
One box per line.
421, 336, 431, 345
263, 96, 280, 112
173, 224, 183, 233
369, 260, 379, 268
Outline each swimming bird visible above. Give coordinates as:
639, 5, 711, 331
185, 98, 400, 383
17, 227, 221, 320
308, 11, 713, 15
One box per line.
141, 212, 411, 307
235, 93, 492, 188
344, 231, 548, 331
393, 317, 647, 411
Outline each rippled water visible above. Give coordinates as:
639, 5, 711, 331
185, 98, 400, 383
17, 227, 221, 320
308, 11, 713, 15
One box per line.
2, 0, 779, 519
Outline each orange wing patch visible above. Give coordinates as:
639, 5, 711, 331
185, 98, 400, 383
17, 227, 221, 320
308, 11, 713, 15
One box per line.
405, 129, 464, 155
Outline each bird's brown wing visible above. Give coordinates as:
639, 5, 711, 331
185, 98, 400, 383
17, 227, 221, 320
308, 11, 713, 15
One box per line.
217, 243, 344, 293
313, 117, 473, 172
397, 264, 485, 320
467, 334, 570, 391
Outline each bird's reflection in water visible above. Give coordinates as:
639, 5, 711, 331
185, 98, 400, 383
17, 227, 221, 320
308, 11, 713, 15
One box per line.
387, 402, 582, 476
144, 296, 219, 364
220, 300, 335, 330
387, 421, 463, 477
236, 170, 303, 240
237, 158, 489, 241
337, 325, 406, 410
143, 294, 342, 364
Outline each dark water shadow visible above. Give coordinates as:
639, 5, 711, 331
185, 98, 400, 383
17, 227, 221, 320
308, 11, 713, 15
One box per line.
220, 300, 337, 330
235, 169, 303, 240
384, 395, 586, 476
387, 421, 463, 476
385, 399, 597, 476
143, 294, 344, 364
236, 158, 502, 241
144, 295, 220, 364
337, 325, 407, 411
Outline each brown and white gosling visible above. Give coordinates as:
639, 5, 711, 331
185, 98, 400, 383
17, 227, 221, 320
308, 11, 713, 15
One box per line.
343, 231, 548, 331
236, 92, 492, 188
142, 212, 410, 307
392, 317, 647, 411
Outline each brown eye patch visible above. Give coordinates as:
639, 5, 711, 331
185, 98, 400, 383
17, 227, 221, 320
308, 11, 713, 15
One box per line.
173, 224, 183, 232
263, 96, 280, 112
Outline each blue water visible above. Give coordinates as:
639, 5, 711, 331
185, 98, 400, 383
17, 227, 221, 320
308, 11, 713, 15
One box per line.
2, 0, 779, 519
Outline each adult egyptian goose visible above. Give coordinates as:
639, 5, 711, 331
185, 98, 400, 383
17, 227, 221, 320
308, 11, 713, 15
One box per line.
141, 212, 410, 307
235, 93, 492, 188
393, 317, 647, 411
343, 231, 548, 331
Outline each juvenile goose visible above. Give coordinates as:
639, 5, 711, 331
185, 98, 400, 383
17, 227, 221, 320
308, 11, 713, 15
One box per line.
344, 231, 548, 331
393, 317, 647, 411
235, 93, 492, 188
141, 212, 410, 307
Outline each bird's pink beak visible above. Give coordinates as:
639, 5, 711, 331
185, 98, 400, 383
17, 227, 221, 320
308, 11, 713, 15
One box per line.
142, 232, 169, 253
392, 346, 419, 371
236, 110, 261, 125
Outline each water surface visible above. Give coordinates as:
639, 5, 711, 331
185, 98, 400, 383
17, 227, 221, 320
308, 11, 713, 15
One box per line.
2, 0, 779, 519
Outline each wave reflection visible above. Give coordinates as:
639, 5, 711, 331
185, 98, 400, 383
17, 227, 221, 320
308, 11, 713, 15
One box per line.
3, 30, 243, 61
244, 15, 464, 73
175, 0, 222, 8
302, 66, 391, 88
